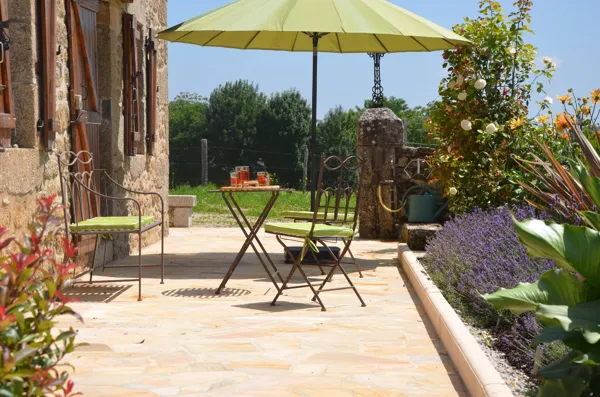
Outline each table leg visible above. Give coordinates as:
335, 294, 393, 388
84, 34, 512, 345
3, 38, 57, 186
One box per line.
215, 191, 282, 294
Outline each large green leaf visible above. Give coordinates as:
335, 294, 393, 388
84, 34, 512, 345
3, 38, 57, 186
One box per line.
532, 327, 592, 352
514, 218, 600, 287
538, 378, 585, 397
537, 300, 600, 344
482, 269, 598, 315
581, 211, 600, 231
571, 161, 600, 208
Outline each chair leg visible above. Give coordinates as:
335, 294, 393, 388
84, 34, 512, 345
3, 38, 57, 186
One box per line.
89, 235, 100, 283
160, 223, 165, 284
271, 262, 297, 307
295, 263, 327, 311
137, 231, 142, 301
343, 240, 363, 278
337, 261, 366, 307
319, 239, 366, 307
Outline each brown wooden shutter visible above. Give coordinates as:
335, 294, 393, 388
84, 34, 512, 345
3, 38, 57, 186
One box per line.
41, 0, 59, 149
145, 28, 158, 155
0, 0, 14, 149
123, 13, 141, 156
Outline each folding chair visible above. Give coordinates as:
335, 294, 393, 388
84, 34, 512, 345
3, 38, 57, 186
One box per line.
58, 151, 165, 301
264, 154, 365, 311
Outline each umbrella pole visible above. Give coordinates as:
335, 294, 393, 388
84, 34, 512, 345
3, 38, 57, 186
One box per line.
310, 34, 319, 211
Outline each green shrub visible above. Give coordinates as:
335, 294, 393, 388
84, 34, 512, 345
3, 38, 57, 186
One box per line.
427, 0, 556, 214
0, 195, 82, 396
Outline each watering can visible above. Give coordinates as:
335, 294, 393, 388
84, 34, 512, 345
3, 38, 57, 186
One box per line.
401, 185, 447, 223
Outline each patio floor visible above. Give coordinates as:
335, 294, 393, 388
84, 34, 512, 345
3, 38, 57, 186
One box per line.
59, 228, 468, 397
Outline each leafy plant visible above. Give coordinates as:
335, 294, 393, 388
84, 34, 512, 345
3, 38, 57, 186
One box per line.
483, 124, 600, 396
0, 195, 82, 396
422, 204, 556, 372
427, 0, 557, 214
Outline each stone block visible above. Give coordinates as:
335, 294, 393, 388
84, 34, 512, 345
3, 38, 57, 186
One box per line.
169, 195, 197, 207
400, 223, 442, 251
168, 195, 196, 228
172, 208, 192, 228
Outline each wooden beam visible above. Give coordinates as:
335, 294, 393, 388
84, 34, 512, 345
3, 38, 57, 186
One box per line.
70, 0, 98, 112
41, 0, 59, 149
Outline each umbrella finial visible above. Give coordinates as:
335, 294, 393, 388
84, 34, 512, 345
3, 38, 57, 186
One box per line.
368, 53, 384, 108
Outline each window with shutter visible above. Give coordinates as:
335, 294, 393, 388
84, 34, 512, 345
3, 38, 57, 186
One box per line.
41, 0, 59, 150
0, 0, 14, 149
123, 13, 142, 156
146, 28, 158, 155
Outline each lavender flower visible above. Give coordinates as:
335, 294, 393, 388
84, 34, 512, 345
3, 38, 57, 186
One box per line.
421, 204, 556, 372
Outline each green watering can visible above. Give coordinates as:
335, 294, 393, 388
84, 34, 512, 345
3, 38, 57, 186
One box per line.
401, 185, 447, 223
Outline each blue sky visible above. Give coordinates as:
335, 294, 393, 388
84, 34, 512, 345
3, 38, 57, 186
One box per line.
166, 0, 599, 118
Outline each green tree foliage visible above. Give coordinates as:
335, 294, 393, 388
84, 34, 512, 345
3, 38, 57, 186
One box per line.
317, 106, 360, 157
256, 89, 311, 186
169, 93, 208, 185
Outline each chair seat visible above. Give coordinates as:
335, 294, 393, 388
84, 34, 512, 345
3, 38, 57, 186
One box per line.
281, 210, 355, 221
264, 222, 354, 238
70, 216, 155, 232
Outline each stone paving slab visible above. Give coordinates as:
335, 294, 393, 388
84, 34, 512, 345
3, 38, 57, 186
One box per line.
58, 228, 467, 396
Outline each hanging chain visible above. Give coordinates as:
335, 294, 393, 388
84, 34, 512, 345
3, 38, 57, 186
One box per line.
368, 52, 384, 108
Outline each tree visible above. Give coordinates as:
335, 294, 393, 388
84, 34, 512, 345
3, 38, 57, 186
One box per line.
317, 106, 360, 157
168, 93, 208, 185
206, 80, 267, 176
256, 89, 311, 187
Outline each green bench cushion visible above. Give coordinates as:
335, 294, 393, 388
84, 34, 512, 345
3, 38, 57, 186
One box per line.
70, 216, 155, 232
281, 210, 355, 221
264, 222, 354, 238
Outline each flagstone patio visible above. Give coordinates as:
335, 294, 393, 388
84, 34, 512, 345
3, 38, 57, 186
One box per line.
59, 228, 468, 397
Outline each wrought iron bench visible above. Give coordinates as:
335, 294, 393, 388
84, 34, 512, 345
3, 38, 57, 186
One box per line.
58, 151, 165, 301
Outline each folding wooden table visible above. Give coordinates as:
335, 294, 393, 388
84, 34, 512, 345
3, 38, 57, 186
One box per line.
210, 186, 292, 294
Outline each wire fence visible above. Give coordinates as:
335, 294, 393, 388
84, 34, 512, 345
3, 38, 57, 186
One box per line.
169, 120, 434, 188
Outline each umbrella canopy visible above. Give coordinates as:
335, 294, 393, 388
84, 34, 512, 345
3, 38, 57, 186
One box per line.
158, 0, 470, 208
159, 0, 469, 52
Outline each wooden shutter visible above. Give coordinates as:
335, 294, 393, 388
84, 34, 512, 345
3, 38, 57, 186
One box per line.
146, 28, 157, 155
0, 0, 14, 149
41, 0, 59, 149
123, 13, 141, 156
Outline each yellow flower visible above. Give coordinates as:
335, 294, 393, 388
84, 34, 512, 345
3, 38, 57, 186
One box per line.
583, 97, 589, 104
582, 105, 591, 116
556, 94, 573, 104
554, 113, 574, 133
536, 115, 549, 123
561, 133, 570, 141
591, 89, 600, 104
508, 117, 526, 129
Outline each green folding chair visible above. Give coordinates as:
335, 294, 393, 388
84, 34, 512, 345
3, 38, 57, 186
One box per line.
264, 154, 365, 311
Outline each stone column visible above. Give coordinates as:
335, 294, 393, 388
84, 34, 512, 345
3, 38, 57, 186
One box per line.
357, 108, 404, 239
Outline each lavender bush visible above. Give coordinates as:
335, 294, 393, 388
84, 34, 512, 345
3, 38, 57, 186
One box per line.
422, 205, 557, 371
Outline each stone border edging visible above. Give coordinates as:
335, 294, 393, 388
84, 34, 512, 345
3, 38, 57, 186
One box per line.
398, 243, 514, 397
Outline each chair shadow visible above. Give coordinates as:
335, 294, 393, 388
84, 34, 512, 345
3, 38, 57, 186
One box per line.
161, 287, 251, 299
233, 301, 320, 312
64, 284, 132, 303
85, 251, 383, 286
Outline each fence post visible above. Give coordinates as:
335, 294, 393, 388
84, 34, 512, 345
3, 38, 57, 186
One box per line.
201, 139, 208, 185
302, 146, 309, 192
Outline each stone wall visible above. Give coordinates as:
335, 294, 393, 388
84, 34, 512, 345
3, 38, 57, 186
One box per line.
0, 0, 169, 261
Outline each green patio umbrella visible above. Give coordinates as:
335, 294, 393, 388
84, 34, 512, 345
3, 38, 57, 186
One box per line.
158, 0, 470, 208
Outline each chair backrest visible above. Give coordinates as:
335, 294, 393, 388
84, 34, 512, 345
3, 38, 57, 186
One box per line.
311, 154, 362, 234
58, 151, 102, 240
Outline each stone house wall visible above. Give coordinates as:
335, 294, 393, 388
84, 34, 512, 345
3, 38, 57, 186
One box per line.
0, 0, 169, 261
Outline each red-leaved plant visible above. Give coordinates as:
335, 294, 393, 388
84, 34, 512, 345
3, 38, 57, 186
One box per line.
0, 195, 82, 396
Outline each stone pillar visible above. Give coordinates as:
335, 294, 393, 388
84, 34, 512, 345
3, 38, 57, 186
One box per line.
357, 108, 404, 239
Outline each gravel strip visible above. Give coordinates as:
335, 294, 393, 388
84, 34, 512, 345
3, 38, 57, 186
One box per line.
467, 325, 535, 396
